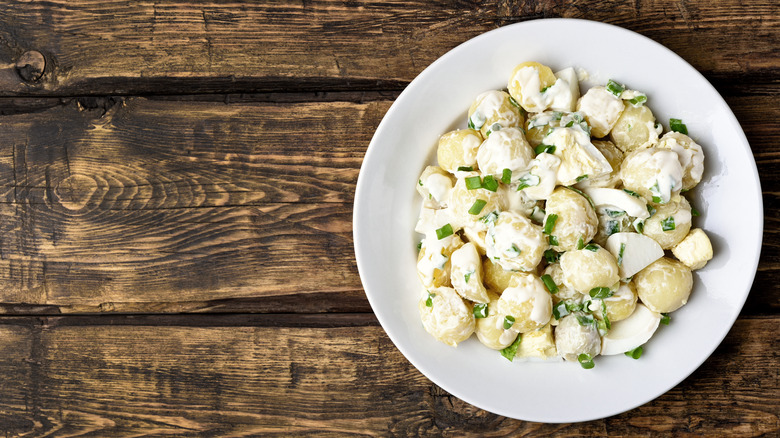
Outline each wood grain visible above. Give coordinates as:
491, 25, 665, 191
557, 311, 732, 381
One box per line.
0, 0, 775, 95
0, 315, 776, 437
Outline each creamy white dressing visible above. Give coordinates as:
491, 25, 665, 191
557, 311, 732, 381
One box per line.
485, 213, 545, 271
578, 86, 624, 136
476, 127, 532, 175
510, 67, 575, 113
522, 153, 561, 200
650, 150, 684, 203
424, 173, 452, 206
546, 125, 612, 185
501, 285, 552, 325
499, 327, 520, 345
663, 136, 704, 184
473, 90, 516, 126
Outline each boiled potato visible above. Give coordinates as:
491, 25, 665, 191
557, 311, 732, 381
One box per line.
620, 147, 683, 204
575, 140, 623, 189
598, 282, 638, 323
450, 242, 490, 303
484, 211, 547, 272
642, 196, 692, 250
609, 103, 659, 153
592, 206, 633, 247
468, 90, 524, 138
437, 129, 483, 174
542, 262, 585, 304
507, 61, 557, 113
476, 127, 535, 177
448, 173, 502, 232
543, 187, 598, 252
656, 131, 704, 190
476, 291, 518, 350
416, 165, 454, 209
555, 313, 601, 361
496, 273, 552, 333
516, 324, 557, 359
416, 234, 463, 289
482, 258, 523, 292
559, 244, 620, 294
419, 286, 476, 346
577, 86, 624, 138
671, 228, 713, 270
634, 257, 693, 313
525, 111, 563, 147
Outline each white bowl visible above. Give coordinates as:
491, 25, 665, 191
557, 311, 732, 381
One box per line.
353, 18, 762, 423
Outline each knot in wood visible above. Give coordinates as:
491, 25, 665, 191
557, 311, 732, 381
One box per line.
16, 50, 45, 82
55, 174, 98, 211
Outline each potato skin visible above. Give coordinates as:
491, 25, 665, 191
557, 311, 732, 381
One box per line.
634, 257, 693, 313
543, 187, 598, 252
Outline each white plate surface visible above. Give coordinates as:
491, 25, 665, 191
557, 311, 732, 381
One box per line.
353, 18, 762, 423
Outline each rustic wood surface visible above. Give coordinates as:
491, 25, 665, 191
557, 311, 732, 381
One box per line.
0, 0, 777, 436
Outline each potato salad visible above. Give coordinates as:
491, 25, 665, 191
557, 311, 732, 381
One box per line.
414, 61, 713, 368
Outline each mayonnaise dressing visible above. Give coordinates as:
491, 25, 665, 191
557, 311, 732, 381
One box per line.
522, 153, 561, 201
501, 285, 552, 325
510, 67, 575, 113
424, 172, 452, 206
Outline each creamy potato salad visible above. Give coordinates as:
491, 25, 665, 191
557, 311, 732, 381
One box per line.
415, 61, 713, 368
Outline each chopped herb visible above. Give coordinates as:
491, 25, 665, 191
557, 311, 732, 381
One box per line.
468, 199, 487, 215
517, 173, 541, 190
670, 118, 688, 135
606, 79, 625, 97
575, 174, 588, 182
584, 243, 599, 252
578, 353, 595, 369
425, 291, 436, 307
457, 166, 474, 172
464, 271, 473, 284
485, 122, 503, 136
625, 346, 643, 359
628, 94, 647, 106
469, 112, 486, 130
530, 206, 546, 224
548, 235, 559, 246
473, 303, 488, 319
601, 300, 611, 331
480, 211, 498, 224
565, 120, 575, 128
506, 244, 521, 257
647, 204, 657, 217
544, 249, 560, 264
502, 168, 512, 184
543, 214, 558, 235
503, 315, 516, 330
650, 182, 663, 204
541, 85, 552, 93
660, 313, 671, 325
618, 243, 626, 266
553, 301, 569, 320
566, 186, 595, 209
428, 193, 432, 199
435, 224, 453, 240
634, 219, 645, 234
465, 176, 482, 190
661, 216, 676, 231
589, 287, 613, 299
467, 118, 476, 130
417, 241, 422, 251
500, 334, 522, 361
508, 95, 522, 110
691, 206, 701, 216
623, 189, 641, 197
577, 314, 596, 327
606, 209, 626, 218
607, 220, 620, 236
482, 175, 499, 192
534, 144, 556, 155
552, 111, 563, 121
418, 179, 423, 186
541, 274, 558, 294
577, 236, 585, 250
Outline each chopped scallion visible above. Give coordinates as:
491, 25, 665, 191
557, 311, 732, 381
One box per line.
625, 346, 643, 359
418, 179, 423, 186
541, 274, 558, 294
661, 216, 676, 231
577, 236, 585, 250
670, 118, 688, 135
534, 144, 556, 155
589, 287, 613, 299
500, 334, 522, 361
544, 249, 560, 264
584, 243, 599, 252
606, 209, 625, 218
425, 291, 435, 307
634, 219, 645, 234
468, 199, 487, 215
618, 243, 626, 266
473, 303, 488, 319
607, 220, 620, 236
577, 314, 596, 327
691, 206, 701, 217
482, 175, 499, 192
517, 173, 541, 191
503, 315, 516, 330
628, 94, 647, 106
480, 211, 498, 224
457, 166, 474, 172
548, 235, 559, 246
623, 189, 641, 197
543, 214, 558, 235
502, 168, 512, 184
578, 353, 595, 369
566, 186, 595, 209
486, 122, 503, 137
508, 95, 522, 110
464, 271, 473, 284
600, 300, 611, 331
576, 174, 588, 182
606, 79, 625, 97
647, 204, 657, 217
660, 313, 671, 325
465, 176, 482, 190
435, 223, 453, 240
553, 301, 569, 320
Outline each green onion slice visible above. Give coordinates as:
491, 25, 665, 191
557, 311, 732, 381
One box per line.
543, 214, 558, 235
548, 235, 559, 246
508, 96, 522, 110
517, 173, 541, 191
617, 243, 626, 266
501, 168, 512, 184
577, 236, 585, 250
464, 271, 473, 284
606, 209, 625, 218
660, 313, 671, 325
503, 315, 516, 330
661, 216, 676, 231
691, 206, 701, 217
670, 118, 688, 135
473, 303, 488, 319
541, 274, 558, 294
425, 291, 436, 307
553, 301, 569, 320
480, 211, 498, 224
634, 219, 645, 234
606, 79, 625, 97
544, 249, 560, 264
578, 353, 595, 369
457, 166, 474, 172
465, 176, 482, 190
566, 186, 595, 209
589, 287, 613, 299
435, 223, 454, 240
625, 346, 643, 359
534, 144, 556, 155
577, 314, 596, 327
500, 334, 522, 361
468, 199, 487, 215
482, 175, 499, 192
647, 204, 657, 217
628, 94, 647, 106
416, 241, 422, 251
584, 243, 599, 252
575, 174, 588, 182
601, 300, 611, 331
623, 189, 641, 197
607, 220, 620, 236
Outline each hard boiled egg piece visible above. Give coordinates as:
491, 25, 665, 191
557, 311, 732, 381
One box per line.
601, 303, 660, 355
605, 232, 664, 279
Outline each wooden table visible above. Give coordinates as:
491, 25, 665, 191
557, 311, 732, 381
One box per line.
0, 1, 777, 436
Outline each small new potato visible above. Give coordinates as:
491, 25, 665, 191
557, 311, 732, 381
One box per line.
476, 127, 535, 177
508, 61, 557, 113
417, 165, 454, 209
485, 211, 546, 272
416, 234, 463, 289
525, 111, 563, 147
672, 228, 713, 270
542, 262, 584, 304
482, 258, 523, 292
448, 173, 503, 232
577, 86, 625, 138
657, 131, 704, 190
620, 147, 683, 204
599, 282, 638, 323
468, 90, 524, 138
516, 324, 557, 359
450, 242, 490, 303
634, 257, 693, 313
555, 313, 601, 362
544, 187, 598, 252
476, 291, 518, 350
643, 197, 692, 250
575, 140, 623, 189
496, 273, 552, 333
437, 129, 483, 173
559, 244, 620, 294
609, 103, 659, 153
419, 287, 476, 347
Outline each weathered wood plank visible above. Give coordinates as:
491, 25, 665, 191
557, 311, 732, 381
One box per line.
0, 97, 387, 307
0, 0, 775, 95
0, 315, 776, 436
